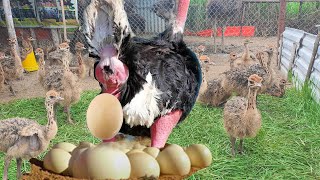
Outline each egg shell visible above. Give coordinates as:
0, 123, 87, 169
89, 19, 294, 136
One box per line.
126, 149, 145, 155
72, 147, 93, 179
86, 93, 123, 140
86, 144, 131, 179
143, 147, 160, 158
52, 142, 77, 153
43, 148, 71, 175
156, 144, 191, 176
69, 142, 95, 176
185, 144, 212, 168
127, 152, 160, 178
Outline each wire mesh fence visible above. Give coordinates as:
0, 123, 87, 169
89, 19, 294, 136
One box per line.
0, 0, 319, 55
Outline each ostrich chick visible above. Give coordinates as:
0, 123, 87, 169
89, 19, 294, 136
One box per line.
70, 42, 87, 79
265, 78, 288, 97
0, 90, 63, 180
223, 74, 263, 156
35, 48, 46, 86
231, 40, 257, 69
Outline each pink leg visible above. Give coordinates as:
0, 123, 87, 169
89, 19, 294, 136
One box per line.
151, 110, 182, 148
102, 136, 116, 143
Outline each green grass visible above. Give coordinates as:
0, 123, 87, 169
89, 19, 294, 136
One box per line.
0, 88, 320, 179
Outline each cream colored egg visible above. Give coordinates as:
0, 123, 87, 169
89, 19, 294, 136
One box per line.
52, 142, 76, 153
72, 147, 93, 179
156, 144, 191, 176
143, 147, 160, 158
86, 144, 131, 179
185, 144, 212, 168
69, 142, 95, 176
126, 149, 144, 155
128, 152, 160, 178
43, 148, 71, 175
86, 93, 123, 140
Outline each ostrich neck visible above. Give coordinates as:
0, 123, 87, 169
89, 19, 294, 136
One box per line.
76, 50, 83, 65
62, 52, 70, 72
44, 102, 58, 140
246, 88, 258, 110
39, 54, 45, 69
174, 0, 190, 33
0, 62, 4, 74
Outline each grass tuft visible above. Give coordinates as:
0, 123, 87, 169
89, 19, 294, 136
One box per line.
0, 88, 320, 179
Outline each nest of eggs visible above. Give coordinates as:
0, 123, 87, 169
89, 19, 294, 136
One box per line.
21, 135, 211, 180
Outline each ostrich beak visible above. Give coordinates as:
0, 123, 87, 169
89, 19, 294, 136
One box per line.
57, 96, 64, 101
256, 83, 262, 87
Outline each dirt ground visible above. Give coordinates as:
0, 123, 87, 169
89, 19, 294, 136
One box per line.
0, 36, 284, 103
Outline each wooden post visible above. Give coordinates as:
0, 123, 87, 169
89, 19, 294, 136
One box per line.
276, 0, 287, 70
60, 0, 69, 42
2, 0, 20, 55
305, 25, 320, 83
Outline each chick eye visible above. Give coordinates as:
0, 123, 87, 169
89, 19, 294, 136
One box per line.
49, 96, 54, 99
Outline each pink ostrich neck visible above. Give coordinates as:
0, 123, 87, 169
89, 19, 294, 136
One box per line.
174, 0, 190, 33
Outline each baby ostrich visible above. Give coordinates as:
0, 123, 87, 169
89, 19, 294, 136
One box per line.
223, 74, 263, 156
35, 48, 46, 86
231, 40, 257, 69
265, 78, 288, 97
0, 90, 63, 180
8, 38, 24, 80
197, 61, 231, 106
44, 42, 81, 124
70, 42, 86, 79
21, 36, 36, 60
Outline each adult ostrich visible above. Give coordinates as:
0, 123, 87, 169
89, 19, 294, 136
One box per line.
206, 0, 242, 53
81, 0, 202, 148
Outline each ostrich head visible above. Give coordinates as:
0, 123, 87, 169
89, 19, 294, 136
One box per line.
35, 48, 44, 57
28, 36, 36, 41
248, 74, 263, 89
75, 42, 86, 51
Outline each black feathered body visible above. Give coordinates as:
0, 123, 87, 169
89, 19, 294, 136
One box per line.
95, 30, 202, 137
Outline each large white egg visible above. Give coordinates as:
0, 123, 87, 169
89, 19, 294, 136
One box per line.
156, 144, 191, 176
128, 151, 160, 178
185, 144, 212, 168
52, 142, 76, 153
86, 144, 131, 179
43, 148, 71, 175
86, 93, 123, 140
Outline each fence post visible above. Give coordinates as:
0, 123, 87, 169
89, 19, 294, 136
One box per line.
305, 25, 320, 83
2, 0, 20, 56
60, 0, 69, 42
277, 0, 287, 69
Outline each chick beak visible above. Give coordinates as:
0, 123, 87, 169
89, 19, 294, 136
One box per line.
57, 96, 64, 101
256, 83, 262, 87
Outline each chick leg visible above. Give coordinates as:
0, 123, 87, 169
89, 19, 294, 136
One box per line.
230, 136, 236, 157
65, 106, 74, 124
150, 110, 182, 148
239, 139, 244, 154
16, 158, 22, 179
3, 156, 12, 180
6, 80, 16, 96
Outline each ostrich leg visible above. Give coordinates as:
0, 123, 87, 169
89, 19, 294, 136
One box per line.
230, 136, 236, 157
3, 156, 12, 180
239, 139, 244, 154
16, 158, 22, 179
150, 110, 182, 148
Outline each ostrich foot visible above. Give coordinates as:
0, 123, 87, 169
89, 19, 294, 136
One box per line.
230, 136, 236, 157
65, 107, 74, 124
238, 139, 244, 154
150, 110, 182, 148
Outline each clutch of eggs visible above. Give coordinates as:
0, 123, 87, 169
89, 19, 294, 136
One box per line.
43, 140, 212, 179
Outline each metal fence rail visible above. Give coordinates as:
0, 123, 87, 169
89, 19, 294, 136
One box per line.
279, 27, 320, 103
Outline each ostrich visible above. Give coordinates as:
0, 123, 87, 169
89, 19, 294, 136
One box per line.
223, 74, 263, 156
206, 0, 242, 53
0, 90, 63, 180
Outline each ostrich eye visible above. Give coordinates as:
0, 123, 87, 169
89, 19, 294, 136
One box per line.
49, 96, 54, 99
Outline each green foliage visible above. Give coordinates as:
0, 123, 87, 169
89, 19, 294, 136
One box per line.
0, 89, 320, 179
